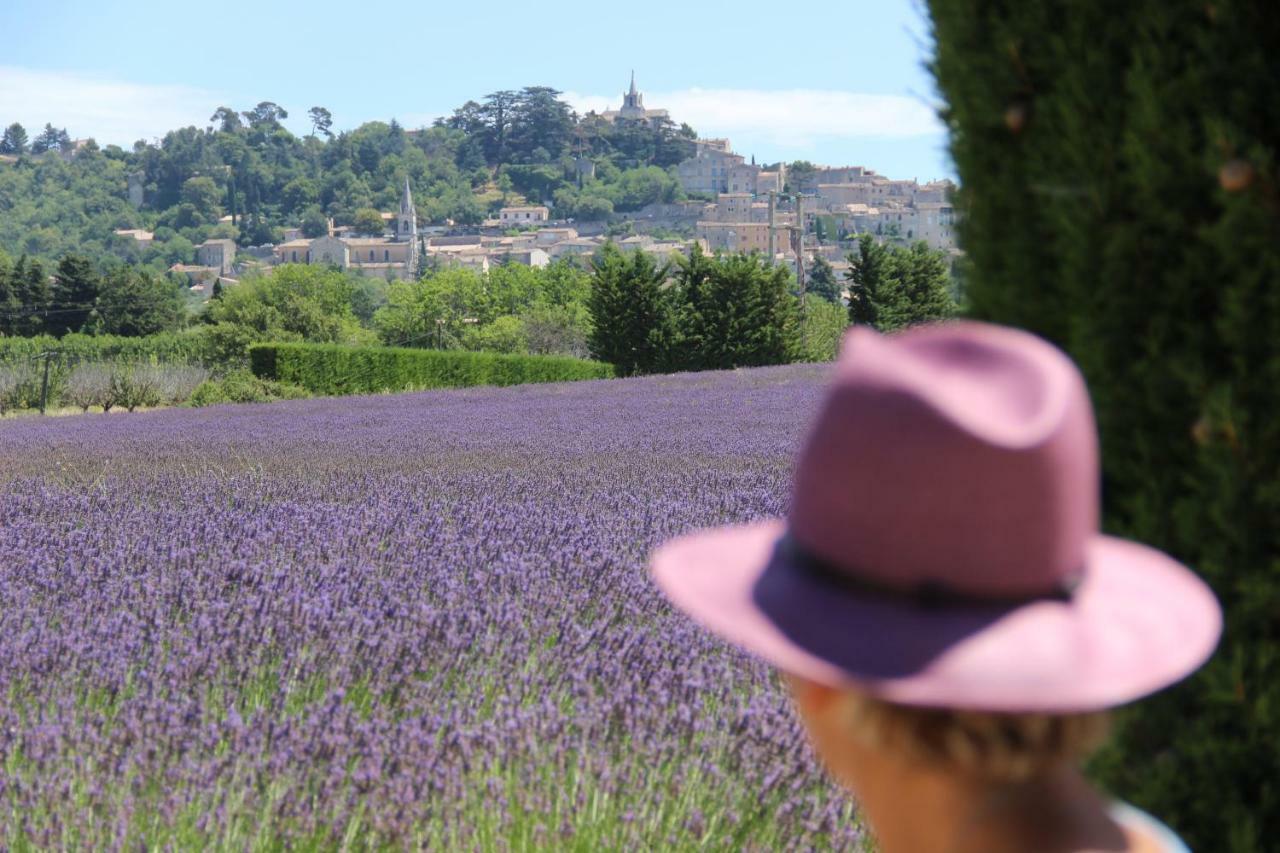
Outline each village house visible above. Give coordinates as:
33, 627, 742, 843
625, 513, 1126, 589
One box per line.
196, 238, 236, 275
499, 206, 550, 224
676, 140, 783, 198
695, 221, 773, 254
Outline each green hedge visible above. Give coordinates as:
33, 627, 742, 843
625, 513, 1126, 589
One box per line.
249, 343, 614, 396
927, 1, 1279, 848
0, 331, 214, 365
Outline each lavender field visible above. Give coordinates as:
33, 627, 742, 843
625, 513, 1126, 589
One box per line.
0, 366, 864, 850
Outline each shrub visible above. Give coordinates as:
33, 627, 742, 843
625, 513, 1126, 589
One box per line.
63, 363, 114, 412
188, 369, 309, 407
109, 366, 162, 413
927, 0, 1280, 847
149, 364, 210, 405
249, 343, 613, 397
0, 363, 33, 415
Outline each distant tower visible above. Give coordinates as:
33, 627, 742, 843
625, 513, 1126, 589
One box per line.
127, 171, 145, 209
396, 176, 420, 272
619, 70, 647, 120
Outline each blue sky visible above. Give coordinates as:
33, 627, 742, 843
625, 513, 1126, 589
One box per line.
0, 0, 953, 181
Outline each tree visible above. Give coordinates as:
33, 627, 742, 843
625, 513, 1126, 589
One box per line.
846, 235, 889, 327
0, 255, 49, 336
671, 248, 798, 370
808, 256, 842, 303
180, 176, 223, 223
927, 1, 1279, 847
241, 101, 288, 129
210, 107, 243, 134
352, 207, 386, 237
44, 254, 99, 336
203, 264, 370, 362
0, 122, 27, 155
94, 267, 185, 336
797, 294, 849, 362
587, 242, 674, 375
786, 160, 818, 193
300, 206, 329, 238
308, 106, 334, 139
892, 241, 956, 328
508, 87, 575, 162
30, 123, 66, 155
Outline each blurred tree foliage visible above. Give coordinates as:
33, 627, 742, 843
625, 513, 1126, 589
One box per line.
927, 1, 1280, 848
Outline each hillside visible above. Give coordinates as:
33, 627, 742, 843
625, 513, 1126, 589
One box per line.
0, 88, 704, 269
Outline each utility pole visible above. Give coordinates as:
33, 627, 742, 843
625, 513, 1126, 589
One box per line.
38, 352, 53, 415
767, 191, 777, 265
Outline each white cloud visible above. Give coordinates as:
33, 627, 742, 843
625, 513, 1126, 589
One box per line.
0, 66, 228, 146
563, 87, 944, 149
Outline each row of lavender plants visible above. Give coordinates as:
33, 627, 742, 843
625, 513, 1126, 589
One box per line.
0, 361, 209, 415
0, 363, 862, 849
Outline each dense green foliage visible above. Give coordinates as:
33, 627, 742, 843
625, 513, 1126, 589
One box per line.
373, 259, 592, 357
927, 1, 1279, 847
806, 257, 843, 304
587, 245, 677, 375
0, 88, 701, 271
200, 264, 374, 363
588, 244, 801, 376
250, 342, 612, 396
845, 235, 957, 331
586, 240, 798, 371
0, 250, 188, 338
796, 296, 850, 363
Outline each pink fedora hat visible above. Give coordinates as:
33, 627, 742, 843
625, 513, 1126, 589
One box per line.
651, 321, 1222, 712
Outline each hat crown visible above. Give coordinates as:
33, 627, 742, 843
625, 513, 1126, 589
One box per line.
789, 323, 1099, 598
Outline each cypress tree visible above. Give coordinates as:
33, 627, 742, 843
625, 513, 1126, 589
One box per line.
16, 257, 50, 337
807, 256, 843, 303
927, 1, 1280, 846
846, 235, 887, 327
587, 243, 672, 376
49, 254, 98, 336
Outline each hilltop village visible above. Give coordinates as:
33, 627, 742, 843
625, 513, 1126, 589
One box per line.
3, 76, 957, 300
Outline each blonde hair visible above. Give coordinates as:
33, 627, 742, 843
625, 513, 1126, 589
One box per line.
837, 692, 1111, 782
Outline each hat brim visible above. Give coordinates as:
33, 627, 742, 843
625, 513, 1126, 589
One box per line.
650, 520, 1221, 712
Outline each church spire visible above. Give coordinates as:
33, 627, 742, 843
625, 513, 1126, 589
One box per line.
400, 175, 413, 214
629, 69, 637, 97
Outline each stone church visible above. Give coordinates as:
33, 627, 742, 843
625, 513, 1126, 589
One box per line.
600, 72, 670, 125
273, 177, 420, 278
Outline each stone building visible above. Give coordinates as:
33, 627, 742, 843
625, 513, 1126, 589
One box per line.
676, 140, 783, 198
677, 144, 746, 197
695, 221, 773, 254
196, 238, 237, 275
499, 205, 550, 224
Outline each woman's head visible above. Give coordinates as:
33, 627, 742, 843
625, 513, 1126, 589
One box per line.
785, 675, 1111, 793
